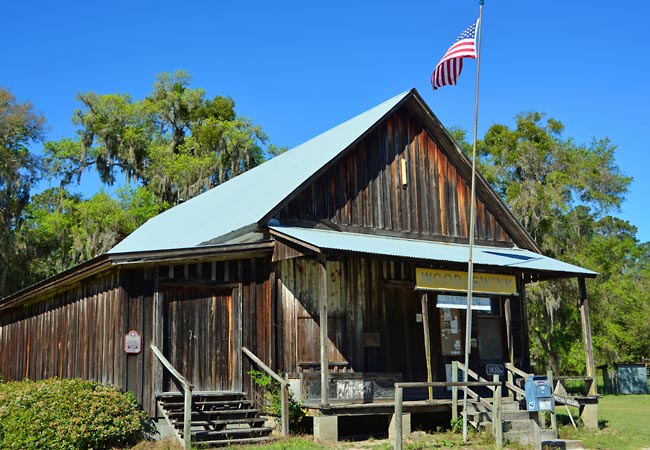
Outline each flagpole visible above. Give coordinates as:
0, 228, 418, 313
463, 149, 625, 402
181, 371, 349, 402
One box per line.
462, 0, 484, 443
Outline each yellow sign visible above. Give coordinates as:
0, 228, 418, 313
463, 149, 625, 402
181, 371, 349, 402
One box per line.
415, 268, 517, 295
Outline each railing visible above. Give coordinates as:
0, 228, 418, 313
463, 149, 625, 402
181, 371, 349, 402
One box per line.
242, 346, 290, 436
151, 344, 194, 450
393, 380, 502, 450
453, 361, 503, 442
504, 362, 530, 401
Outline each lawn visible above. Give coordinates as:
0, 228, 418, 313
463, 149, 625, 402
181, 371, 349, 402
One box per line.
136, 394, 650, 450
557, 394, 650, 450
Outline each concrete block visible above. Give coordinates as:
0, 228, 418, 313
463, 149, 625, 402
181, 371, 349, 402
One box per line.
580, 403, 598, 430
388, 412, 411, 440
314, 415, 338, 442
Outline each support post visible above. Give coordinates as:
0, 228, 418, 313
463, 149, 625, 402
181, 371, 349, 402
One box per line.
152, 277, 164, 398
505, 297, 513, 364
452, 360, 459, 420
280, 384, 289, 436
547, 369, 557, 433
394, 386, 403, 450
531, 411, 542, 450
318, 255, 329, 406
579, 277, 597, 396
183, 385, 192, 450
493, 374, 503, 449
421, 293, 433, 400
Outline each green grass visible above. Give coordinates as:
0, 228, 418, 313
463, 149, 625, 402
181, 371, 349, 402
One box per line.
558, 394, 650, 450
135, 394, 650, 450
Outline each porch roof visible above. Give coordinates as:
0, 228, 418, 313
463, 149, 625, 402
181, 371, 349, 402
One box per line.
269, 226, 597, 279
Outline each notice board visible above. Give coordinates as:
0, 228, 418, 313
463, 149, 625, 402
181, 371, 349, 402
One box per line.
440, 308, 463, 356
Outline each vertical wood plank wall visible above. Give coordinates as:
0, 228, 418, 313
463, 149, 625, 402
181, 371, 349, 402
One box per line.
0, 256, 273, 417
280, 110, 512, 244
276, 256, 432, 378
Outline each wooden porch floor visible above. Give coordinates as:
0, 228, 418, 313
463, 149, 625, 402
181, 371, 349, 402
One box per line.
302, 398, 454, 416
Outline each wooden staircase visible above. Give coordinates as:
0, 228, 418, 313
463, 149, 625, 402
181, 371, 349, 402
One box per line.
157, 391, 274, 447
463, 399, 584, 449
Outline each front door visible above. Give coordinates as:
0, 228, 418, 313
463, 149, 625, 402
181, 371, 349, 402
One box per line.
164, 285, 234, 391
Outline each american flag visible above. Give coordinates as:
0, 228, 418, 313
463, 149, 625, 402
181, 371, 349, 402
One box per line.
431, 19, 479, 91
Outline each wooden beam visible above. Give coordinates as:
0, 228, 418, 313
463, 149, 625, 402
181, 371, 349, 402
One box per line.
319, 255, 329, 406
152, 277, 164, 398
421, 294, 433, 400
578, 277, 597, 395
519, 275, 531, 371
233, 279, 243, 392
504, 297, 513, 364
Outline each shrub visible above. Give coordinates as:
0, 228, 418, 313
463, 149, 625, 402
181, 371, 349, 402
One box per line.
0, 378, 151, 449
248, 370, 306, 431
449, 416, 463, 433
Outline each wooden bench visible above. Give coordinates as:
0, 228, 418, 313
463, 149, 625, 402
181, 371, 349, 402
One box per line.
552, 376, 598, 429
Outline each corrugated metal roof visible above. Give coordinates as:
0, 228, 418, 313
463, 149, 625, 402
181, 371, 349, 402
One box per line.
269, 226, 597, 277
109, 90, 412, 254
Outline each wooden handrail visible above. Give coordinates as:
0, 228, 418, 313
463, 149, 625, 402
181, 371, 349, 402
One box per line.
505, 381, 525, 397
151, 344, 194, 390
393, 381, 502, 450
504, 362, 531, 402
505, 362, 531, 380
242, 347, 289, 386
456, 361, 493, 388
395, 381, 500, 388
242, 346, 289, 436
151, 344, 193, 450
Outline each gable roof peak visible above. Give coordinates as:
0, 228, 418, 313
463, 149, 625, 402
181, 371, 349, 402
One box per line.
109, 89, 413, 254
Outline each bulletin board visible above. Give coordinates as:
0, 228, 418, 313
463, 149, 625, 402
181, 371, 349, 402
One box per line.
439, 308, 464, 356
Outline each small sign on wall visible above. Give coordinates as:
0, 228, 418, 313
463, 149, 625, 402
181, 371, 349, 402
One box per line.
124, 330, 142, 354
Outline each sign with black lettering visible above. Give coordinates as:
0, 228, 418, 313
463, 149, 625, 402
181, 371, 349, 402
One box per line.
416, 268, 517, 295
486, 363, 505, 376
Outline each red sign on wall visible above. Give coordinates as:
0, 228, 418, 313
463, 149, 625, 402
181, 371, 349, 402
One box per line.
124, 330, 142, 354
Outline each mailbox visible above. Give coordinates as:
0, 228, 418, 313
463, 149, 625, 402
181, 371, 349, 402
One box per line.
525, 375, 554, 412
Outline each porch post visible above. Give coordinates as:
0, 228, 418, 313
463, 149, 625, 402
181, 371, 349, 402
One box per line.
504, 297, 513, 364
421, 293, 433, 400
319, 255, 329, 406
578, 277, 597, 396
153, 276, 164, 397
519, 275, 531, 370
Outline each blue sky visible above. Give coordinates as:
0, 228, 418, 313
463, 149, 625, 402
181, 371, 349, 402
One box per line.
3, 0, 649, 243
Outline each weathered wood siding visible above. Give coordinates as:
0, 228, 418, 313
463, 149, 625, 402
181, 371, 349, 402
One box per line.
276, 255, 524, 382
279, 110, 511, 244
0, 256, 274, 416
276, 256, 431, 380
0, 269, 155, 409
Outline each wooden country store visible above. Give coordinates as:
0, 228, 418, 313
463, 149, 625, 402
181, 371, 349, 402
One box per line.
0, 89, 599, 447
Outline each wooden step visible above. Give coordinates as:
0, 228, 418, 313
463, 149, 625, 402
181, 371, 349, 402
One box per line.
157, 391, 247, 400
160, 399, 253, 410
181, 417, 267, 430
167, 408, 259, 421
156, 390, 274, 447
185, 426, 274, 441
192, 436, 274, 448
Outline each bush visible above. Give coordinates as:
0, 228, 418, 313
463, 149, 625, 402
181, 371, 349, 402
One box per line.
0, 378, 151, 449
248, 370, 306, 431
